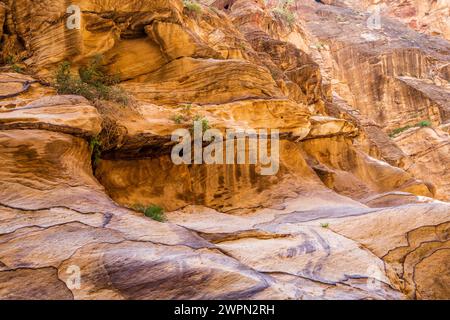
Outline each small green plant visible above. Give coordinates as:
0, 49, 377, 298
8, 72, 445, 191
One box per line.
54, 61, 86, 96
11, 64, 23, 73
135, 205, 165, 222
321, 223, 330, 228
191, 115, 210, 133
172, 114, 187, 124
183, 0, 202, 14
54, 57, 130, 105
271, 0, 295, 26
272, 7, 295, 25
180, 104, 192, 112
417, 120, 432, 127
389, 120, 432, 138
89, 136, 102, 166
79, 55, 119, 86
5, 55, 23, 73
313, 42, 326, 50
389, 125, 412, 138
5, 56, 15, 65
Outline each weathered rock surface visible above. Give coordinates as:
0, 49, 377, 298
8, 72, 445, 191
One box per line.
394, 127, 450, 201
282, 0, 450, 201
294, 1, 450, 132
321, 0, 450, 41
0, 0, 448, 300
325, 203, 450, 299
0, 95, 102, 137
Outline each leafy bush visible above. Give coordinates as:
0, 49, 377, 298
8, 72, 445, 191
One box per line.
417, 120, 432, 127
272, 7, 295, 25
79, 55, 119, 86
321, 223, 330, 228
171, 114, 187, 124
389, 125, 413, 138
191, 115, 210, 133
54, 56, 130, 105
270, 0, 295, 26
10, 64, 23, 73
6, 55, 24, 73
180, 104, 192, 112
135, 205, 165, 222
313, 42, 327, 50
183, 0, 202, 14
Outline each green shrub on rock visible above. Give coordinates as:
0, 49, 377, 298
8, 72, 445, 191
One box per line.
54, 56, 130, 105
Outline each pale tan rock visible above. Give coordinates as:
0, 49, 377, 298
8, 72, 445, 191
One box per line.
0, 130, 108, 212
165, 204, 405, 299
0, 223, 124, 269
307, 115, 357, 139
323, 202, 450, 299
0, 268, 73, 300
0, 206, 105, 235
394, 127, 450, 201
0, 73, 55, 107
300, 136, 433, 201
376, 0, 450, 41
217, 227, 391, 285
328, 92, 407, 166
440, 122, 450, 134
322, 0, 450, 41
145, 21, 221, 60
57, 241, 281, 300
361, 191, 443, 208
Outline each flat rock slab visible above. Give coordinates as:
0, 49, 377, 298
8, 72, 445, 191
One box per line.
0, 95, 102, 137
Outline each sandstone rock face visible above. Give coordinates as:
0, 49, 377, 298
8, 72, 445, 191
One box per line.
322, 0, 450, 41
0, 3, 6, 42
375, 0, 450, 41
394, 127, 450, 201
0, 0, 448, 300
294, 2, 450, 131
0, 95, 102, 137
286, 1, 450, 199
